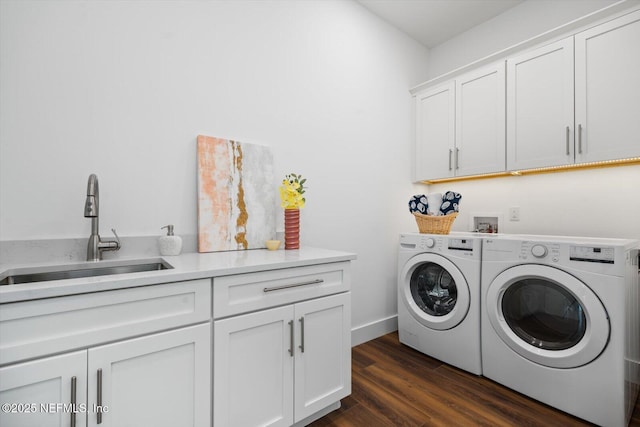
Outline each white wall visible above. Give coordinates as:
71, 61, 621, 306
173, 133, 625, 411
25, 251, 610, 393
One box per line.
433, 165, 640, 239
0, 1, 428, 338
427, 0, 620, 79
424, 0, 640, 240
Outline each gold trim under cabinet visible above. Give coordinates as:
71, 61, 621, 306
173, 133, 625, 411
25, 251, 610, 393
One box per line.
421, 157, 640, 184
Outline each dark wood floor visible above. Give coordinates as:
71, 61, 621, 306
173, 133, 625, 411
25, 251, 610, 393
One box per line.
310, 332, 640, 427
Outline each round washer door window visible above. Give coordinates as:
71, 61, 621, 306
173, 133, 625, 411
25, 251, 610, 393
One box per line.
400, 253, 470, 330
502, 279, 586, 350
486, 265, 609, 368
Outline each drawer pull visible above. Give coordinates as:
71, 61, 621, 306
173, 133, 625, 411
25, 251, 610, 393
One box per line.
578, 124, 583, 154
263, 279, 324, 293
288, 320, 294, 357
70, 376, 77, 427
299, 317, 305, 353
566, 126, 570, 155
97, 368, 103, 424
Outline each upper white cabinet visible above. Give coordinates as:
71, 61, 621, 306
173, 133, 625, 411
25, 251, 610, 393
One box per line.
508, 10, 640, 170
506, 38, 574, 170
455, 64, 506, 177
415, 82, 455, 180
414, 62, 505, 181
414, 8, 640, 179
575, 9, 640, 163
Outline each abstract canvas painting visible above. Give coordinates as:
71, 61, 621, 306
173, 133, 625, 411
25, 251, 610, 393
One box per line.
196, 135, 275, 252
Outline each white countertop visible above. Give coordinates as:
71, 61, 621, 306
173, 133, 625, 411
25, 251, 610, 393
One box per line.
0, 247, 357, 303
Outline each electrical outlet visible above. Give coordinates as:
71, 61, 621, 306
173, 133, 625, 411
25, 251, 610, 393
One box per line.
509, 207, 520, 222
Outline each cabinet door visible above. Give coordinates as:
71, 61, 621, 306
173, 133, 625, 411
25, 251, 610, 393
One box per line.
294, 292, 351, 422
214, 305, 294, 427
455, 63, 506, 176
87, 324, 211, 427
575, 10, 640, 163
414, 82, 455, 181
507, 38, 574, 170
0, 351, 87, 427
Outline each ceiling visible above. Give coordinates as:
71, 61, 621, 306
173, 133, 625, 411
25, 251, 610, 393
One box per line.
357, 0, 524, 48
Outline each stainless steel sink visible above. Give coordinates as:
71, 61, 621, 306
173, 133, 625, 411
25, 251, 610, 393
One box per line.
0, 258, 174, 285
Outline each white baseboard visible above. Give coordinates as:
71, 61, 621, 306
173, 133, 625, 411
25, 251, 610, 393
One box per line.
351, 315, 398, 347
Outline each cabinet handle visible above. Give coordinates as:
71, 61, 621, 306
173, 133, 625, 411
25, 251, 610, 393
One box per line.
455, 148, 459, 170
263, 279, 323, 293
566, 126, 570, 155
299, 317, 305, 353
288, 320, 294, 357
97, 368, 103, 424
70, 376, 77, 427
448, 149, 453, 171
578, 124, 583, 154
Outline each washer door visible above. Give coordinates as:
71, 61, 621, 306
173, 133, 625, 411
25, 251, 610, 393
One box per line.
486, 264, 609, 368
400, 253, 470, 330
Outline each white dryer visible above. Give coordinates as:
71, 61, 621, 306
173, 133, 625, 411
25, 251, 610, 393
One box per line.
481, 234, 640, 426
398, 232, 482, 375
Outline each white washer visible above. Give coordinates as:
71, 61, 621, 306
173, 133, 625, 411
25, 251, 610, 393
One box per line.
398, 232, 482, 375
481, 234, 640, 426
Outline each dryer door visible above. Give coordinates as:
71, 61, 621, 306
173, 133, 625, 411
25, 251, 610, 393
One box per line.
400, 253, 470, 330
486, 264, 609, 368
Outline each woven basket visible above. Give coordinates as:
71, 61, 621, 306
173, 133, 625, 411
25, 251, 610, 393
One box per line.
413, 212, 458, 234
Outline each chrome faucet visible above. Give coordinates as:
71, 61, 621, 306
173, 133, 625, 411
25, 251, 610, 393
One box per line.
84, 174, 120, 261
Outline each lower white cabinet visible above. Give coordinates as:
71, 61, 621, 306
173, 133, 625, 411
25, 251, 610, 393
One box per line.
0, 254, 355, 427
0, 351, 87, 427
214, 292, 351, 427
0, 324, 211, 427
87, 323, 211, 427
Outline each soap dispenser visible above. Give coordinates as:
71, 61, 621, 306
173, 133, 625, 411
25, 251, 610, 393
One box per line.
158, 225, 182, 256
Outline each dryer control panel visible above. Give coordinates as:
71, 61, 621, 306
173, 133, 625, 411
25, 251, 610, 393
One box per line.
519, 241, 560, 262
570, 245, 615, 264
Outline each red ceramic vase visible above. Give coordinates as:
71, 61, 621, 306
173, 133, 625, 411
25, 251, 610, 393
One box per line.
284, 208, 300, 250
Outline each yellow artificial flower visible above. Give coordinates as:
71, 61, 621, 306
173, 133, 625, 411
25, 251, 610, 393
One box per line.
279, 173, 307, 209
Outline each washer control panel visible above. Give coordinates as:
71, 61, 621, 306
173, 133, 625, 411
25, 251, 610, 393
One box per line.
448, 238, 474, 252
417, 236, 443, 250
531, 244, 548, 258
399, 233, 480, 259
570, 245, 615, 264
399, 234, 445, 251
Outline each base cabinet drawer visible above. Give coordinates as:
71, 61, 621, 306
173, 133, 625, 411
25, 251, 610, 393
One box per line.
0, 279, 212, 365
0, 323, 211, 427
213, 262, 350, 319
